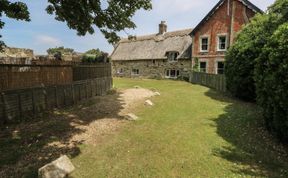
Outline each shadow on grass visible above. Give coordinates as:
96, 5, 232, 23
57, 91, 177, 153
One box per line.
205, 89, 288, 178
0, 91, 124, 178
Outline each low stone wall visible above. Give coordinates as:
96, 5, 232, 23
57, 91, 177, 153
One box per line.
112, 59, 191, 79
0, 77, 113, 124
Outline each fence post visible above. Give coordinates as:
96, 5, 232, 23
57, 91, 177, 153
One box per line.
55, 86, 59, 108
1, 93, 7, 123
18, 93, 22, 121
72, 84, 75, 104
31, 89, 36, 115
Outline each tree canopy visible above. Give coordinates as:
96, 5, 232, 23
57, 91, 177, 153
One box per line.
47, 46, 74, 55
0, 0, 152, 49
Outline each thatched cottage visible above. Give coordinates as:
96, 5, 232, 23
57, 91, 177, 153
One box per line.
110, 21, 193, 79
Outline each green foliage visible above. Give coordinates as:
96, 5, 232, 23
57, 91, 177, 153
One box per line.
81, 54, 107, 63
85, 48, 103, 57
226, 0, 288, 141
255, 23, 288, 141
0, 0, 152, 48
0, 0, 30, 50
46, 0, 152, 44
193, 57, 200, 72
225, 14, 270, 101
47, 46, 74, 55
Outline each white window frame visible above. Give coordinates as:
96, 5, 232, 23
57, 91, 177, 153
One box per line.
131, 69, 140, 75
117, 68, 124, 74
200, 36, 209, 52
215, 59, 225, 74
199, 61, 208, 73
217, 34, 228, 51
165, 69, 180, 79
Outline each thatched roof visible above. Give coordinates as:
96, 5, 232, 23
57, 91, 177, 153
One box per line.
110, 29, 193, 61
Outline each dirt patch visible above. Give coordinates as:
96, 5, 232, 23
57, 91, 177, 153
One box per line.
70, 88, 156, 146
0, 88, 155, 177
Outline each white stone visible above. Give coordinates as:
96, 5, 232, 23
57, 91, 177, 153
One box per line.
38, 155, 75, 178
154, 92, 161, 96
145, 100, 154, 106
125, 113, 139, 121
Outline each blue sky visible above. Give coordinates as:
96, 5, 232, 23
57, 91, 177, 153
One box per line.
2, 0, 275, 55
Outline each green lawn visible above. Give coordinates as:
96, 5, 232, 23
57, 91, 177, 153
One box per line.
71, 78, 288, 178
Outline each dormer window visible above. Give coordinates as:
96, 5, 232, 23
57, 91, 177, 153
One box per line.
166, 51, 179, 62
200, 36, 209, 52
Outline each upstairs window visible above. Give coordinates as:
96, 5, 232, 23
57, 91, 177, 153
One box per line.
200, 62, 207, 73
200, 37, 209, 52
132, 69, 140, 75
167, 51, 178, 62
217, 35, 227, 51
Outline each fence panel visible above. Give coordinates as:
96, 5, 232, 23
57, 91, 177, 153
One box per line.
190, 72, 227, 92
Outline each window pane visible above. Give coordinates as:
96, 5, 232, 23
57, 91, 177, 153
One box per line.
217, 62, 224, 74
166, 70, 170, 76
200, 62, 207, 73
170, 70, 176, 77
177, 70, 180, 76
201, 38, 208, 51
218, 36, 226, 50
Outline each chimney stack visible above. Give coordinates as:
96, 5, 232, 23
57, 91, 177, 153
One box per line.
159, 21, 167, 35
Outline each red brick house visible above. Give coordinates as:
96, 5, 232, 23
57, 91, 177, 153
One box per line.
191, 0, 262, 74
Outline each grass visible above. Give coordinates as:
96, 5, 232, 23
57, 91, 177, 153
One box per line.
70, 78, 288, 178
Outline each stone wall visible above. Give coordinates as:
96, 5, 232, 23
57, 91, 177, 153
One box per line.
112, 59, 191, 79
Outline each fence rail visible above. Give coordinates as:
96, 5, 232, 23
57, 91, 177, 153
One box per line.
0, 77, 113, 124
190, 72, 226, 92
0, 63, 113, 125
0, 63, 112, 91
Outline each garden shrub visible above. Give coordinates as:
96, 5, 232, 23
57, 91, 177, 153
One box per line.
255, 23, 288, 142
225, 14, 270, 101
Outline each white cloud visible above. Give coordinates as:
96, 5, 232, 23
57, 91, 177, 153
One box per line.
35, 35, 62, 46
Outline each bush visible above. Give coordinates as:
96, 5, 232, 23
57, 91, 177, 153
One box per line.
255, 23, 288, 141
225, 14, 270, 101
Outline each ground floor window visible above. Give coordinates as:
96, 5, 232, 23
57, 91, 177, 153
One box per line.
117, 68, 124, 74
200, 62, 207, 73
166, 69, 180, 78
132, 69, 140, 75
216, 61, 224, 74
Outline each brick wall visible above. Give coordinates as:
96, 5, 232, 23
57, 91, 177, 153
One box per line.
192, 0, 256, 74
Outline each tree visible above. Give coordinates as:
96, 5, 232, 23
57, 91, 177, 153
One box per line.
0, 0, 152, 50
0, 0, 30, 50
255, 23, 288, 142
225, 14, 270, 101
47, 46, 74, 55
85, 48, 103, 57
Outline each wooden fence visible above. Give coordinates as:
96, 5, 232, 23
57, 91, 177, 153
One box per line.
0, 77, 113, 124
73, 64, 111, 81
190, 72, 226, 92
0, 64, 73, 91
0, 63, 113, 124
